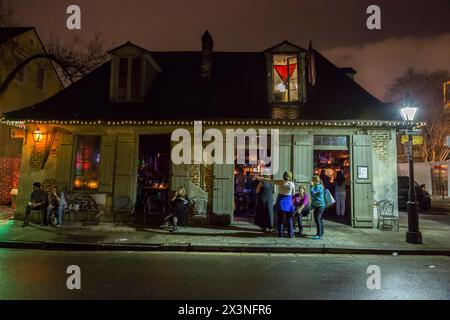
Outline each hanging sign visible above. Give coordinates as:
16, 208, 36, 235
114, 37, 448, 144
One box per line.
401, 135, 423, 145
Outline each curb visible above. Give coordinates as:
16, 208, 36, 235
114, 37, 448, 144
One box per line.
1, 240, 449, 256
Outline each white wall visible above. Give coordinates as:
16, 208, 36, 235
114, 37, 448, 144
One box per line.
372, 129, 399, 217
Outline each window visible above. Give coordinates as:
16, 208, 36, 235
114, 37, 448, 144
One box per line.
131, 58, 141, 99
73, 136, 101, 190
36, 67, 44, 89
118, 58, 128, 100
444, 80, 450, 107
272, 54, 299, 102
314, 136, 348, 146
117, 57, 143, 101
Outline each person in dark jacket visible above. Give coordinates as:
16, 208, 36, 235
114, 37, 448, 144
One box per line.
254, 180, 274, 232
22, 182, 47, 227
170, 187, 191, 232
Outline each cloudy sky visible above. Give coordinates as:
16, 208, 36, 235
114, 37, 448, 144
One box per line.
10, 0, 450, 100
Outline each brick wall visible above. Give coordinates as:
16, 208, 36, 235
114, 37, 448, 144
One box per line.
368, 130, 390, 161
0, 156, 21, 205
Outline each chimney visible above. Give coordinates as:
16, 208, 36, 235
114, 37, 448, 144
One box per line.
201, 30, 214, 79
339, 67, 357, 80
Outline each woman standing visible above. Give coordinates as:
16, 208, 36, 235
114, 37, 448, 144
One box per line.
334, 171, 346, 216
310, 175, 326, 239
257, 171, 296, 238
254, 180, 274, 232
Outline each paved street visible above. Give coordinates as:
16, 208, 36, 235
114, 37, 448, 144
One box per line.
0, 249, 449, 300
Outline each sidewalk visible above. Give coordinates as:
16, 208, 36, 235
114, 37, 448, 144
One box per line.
1, 209, 449, 255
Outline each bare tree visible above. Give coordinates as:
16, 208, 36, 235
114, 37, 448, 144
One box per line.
0, 0, 108, 96
386, 68, 450, 163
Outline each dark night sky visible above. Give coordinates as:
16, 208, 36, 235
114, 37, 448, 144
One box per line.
9, 0, 450, 100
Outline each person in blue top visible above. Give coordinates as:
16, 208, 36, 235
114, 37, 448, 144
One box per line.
310, 175, 326, 239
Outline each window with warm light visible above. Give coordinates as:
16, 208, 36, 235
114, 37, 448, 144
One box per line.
73, 136, 101, 190
444, 80, 450, 108
272, 54, 299, 103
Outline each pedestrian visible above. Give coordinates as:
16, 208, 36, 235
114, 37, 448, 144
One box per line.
22, 182, 47, 227
334, 171, 346, 217
310, 175, 326, 239
254, 180, 274, 232
292, 185, 310, 236
257, 171, 295, 238
46, 187, 67, 227
319, 169, 332, 191
170, 186, 191, 232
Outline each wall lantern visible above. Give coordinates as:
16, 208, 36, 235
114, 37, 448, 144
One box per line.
33, 128, 44, 143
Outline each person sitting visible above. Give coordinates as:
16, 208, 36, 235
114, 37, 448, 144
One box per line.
22, 182, 47, 227
292, 185, 310, 236
170, 187, 191, 232
46, 187, 67, 227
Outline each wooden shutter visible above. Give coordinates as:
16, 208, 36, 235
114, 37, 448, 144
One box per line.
274, 134, 292, 180
351, 134, 374, 228
55, 133, 74, 191
99, 135, 117, 193
293, 133, 313, 191
212, 164, 234, 217
113, 134, 136, 210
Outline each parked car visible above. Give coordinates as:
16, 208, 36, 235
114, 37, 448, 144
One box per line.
397, 176, 431, 211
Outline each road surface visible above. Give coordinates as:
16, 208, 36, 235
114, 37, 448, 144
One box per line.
0, 249, 449, 299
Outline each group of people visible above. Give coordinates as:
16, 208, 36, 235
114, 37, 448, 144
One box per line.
22, 182, 67, 227
254, 170, 347, 239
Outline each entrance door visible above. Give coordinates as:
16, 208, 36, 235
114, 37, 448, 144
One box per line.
351, 134, 374, 227
213, 164, 234, 218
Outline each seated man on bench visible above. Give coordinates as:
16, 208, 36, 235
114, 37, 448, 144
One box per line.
22, 182, 47, 227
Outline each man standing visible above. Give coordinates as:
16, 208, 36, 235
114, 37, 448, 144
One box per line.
22, 182, 47, 227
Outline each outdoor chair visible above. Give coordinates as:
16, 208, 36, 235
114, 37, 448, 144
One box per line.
376, 199, 399, 231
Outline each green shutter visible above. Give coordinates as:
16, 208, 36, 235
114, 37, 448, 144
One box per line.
274, 134, 292, 180
171, 164, 188, 191
351, 134, 374, 228
113, 134, 136, 211
55, 133, 74, 191
293, 133, 313, 191
99, 135, 117, 193
212, 164, 234, 216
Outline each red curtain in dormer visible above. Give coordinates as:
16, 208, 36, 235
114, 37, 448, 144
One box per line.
274, 64, 297, 82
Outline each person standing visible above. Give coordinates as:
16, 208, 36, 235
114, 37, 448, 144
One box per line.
292, 185, 310, 236
257, 171, 295, 238
22, 182, 47, 227
334, 171, 346, 216
254, 180, 274, 232
310, 175, 326, 239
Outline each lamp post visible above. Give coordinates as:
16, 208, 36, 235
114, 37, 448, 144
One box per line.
400, 92, 423, 244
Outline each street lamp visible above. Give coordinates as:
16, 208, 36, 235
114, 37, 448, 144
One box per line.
400, 92, 423, 244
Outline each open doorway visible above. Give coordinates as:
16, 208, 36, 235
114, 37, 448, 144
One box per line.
314, 150, 351, 225
136, 135, 171, 218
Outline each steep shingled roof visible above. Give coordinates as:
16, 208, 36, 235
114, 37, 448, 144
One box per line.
3, 42, 400, 121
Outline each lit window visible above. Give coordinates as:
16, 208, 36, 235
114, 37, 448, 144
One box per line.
444, 80, 450, 107
36, 67, 44, 89
273, 54, 299, 103
73, 136, 101, 190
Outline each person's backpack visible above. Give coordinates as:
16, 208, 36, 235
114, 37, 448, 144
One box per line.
324, 189, 336, 208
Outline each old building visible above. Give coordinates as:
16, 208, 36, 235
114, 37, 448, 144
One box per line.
2, 32, 411, 227
0, 27, 63, 205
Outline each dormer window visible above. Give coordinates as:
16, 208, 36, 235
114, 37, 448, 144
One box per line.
108, 41, 162, 103
117, 57, 142, 101
272, 54, 299, 103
